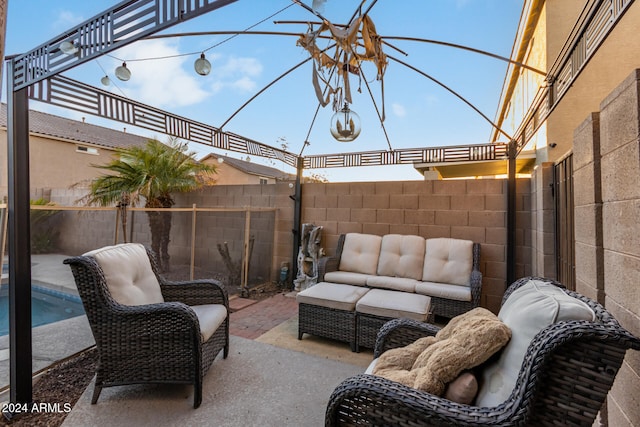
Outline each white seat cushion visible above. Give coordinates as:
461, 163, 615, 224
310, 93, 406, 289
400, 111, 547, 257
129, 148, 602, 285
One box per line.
356, 289, 432, 322
423, 238, 473, 286
339, 233, 382, 275
415, 281, 472, 302
366, 276, 419, 293
191, 304, 228, 342
84, 243, 164, 306
297, 282, 370, 311
475, 279, 595, 408
324, 271, 374, 286
377, 234, 426, 280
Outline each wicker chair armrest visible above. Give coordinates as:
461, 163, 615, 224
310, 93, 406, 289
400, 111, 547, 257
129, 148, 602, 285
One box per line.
469, 269, 482, 307
317, 256, 339, 281
98, 301, 202, 343
326, 374, 515, 427
159, 278, 229, 308
374, 318, 441, 358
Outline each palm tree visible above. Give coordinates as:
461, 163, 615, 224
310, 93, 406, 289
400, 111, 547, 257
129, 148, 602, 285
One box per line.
84, 137, 216, 271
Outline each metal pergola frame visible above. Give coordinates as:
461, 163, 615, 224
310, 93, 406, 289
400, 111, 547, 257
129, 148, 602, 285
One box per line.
5, 0, 630, 408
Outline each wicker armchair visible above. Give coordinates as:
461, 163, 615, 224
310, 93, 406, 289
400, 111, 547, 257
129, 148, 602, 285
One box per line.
326, 277, 640, 426
64, 243, 229, 409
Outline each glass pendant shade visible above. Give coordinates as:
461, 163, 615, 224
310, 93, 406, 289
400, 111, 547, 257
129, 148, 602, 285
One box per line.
330, 104, 361, 142
100, 75, 111, 86
59, 41, 78, 55
194, 53, 211, 76
115, 62, 131, 81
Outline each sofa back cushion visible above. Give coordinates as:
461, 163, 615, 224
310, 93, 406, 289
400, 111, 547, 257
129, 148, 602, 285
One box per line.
84, 243, 164, 306
377, 234, 426, 280
475, 279, 595, 407
422, 238, 473, 286
339, 233, 382, 275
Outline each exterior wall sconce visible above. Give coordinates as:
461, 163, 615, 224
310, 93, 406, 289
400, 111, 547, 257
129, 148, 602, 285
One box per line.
194, 53, 211, 76
115, 62, 131, 81
330, 103, 361, 142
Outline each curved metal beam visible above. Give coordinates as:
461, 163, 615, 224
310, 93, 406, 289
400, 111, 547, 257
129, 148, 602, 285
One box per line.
359, 67, 393, 151
145, 30, 322, 39
387, 54, 514, 141
382, 36, 547, 76
219, 43, 337, 130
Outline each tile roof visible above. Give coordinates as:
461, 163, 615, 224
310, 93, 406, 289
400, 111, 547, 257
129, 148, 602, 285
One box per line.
201, 153, 295, 180
0, 103, 149, 150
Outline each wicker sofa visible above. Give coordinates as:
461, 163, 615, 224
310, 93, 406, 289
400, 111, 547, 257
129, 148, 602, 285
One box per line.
319, 233, 482, 318
326, 276, 640, 426
297, 233, 481, 351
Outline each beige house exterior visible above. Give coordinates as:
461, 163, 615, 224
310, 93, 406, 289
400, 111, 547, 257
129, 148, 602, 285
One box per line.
0, 106, 294, 200
0, 104, 148, 200
200, 154, 294, 186
493, 1, 640, 425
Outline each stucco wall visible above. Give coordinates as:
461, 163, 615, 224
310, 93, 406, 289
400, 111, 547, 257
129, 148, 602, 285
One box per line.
201, 158, 276, 185
0, 131, 117, 200
547, 2, 640, 162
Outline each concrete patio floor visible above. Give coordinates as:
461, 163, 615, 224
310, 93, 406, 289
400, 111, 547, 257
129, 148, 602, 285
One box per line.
1, 255, 375, 426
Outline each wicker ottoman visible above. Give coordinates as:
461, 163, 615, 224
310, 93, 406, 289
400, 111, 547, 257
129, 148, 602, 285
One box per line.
355, 289, 432, 351
297, 282, 371, 352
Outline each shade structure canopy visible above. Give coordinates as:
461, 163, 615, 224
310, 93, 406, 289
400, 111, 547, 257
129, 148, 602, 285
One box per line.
5, 0, 563, 408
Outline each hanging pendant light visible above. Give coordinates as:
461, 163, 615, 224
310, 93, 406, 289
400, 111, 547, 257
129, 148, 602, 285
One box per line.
59, 41, 79, 55
100, 75, 111, 86
194, 53, 211, 76
115, 62, 131, 81
330, 102, 361, 142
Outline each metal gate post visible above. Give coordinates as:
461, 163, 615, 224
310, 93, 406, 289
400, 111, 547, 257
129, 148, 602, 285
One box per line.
6, 61, 33, 406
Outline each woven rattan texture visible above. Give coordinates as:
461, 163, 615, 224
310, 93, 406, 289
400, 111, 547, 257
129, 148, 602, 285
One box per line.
325, 277, 640, 426
64, 245, 229, 408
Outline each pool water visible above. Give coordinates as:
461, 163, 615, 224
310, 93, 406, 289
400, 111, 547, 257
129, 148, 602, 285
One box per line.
0, 285, 85, 336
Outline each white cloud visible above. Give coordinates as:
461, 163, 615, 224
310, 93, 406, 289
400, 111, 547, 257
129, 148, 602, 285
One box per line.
103, 41, 264, 109
425, 94, 439, 107
391, 103, 406, 118
109, 40, 209, 108
53, 10, 85, 32
209, 56, 263, 94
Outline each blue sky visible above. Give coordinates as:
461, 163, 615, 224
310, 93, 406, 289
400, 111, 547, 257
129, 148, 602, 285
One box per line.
4, 0, 524, 182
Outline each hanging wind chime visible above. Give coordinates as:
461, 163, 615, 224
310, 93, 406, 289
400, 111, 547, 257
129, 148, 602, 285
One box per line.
296, 7, 388, 142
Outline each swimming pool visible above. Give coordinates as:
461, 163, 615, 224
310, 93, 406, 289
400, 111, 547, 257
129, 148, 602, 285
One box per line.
0, 285, 86, 336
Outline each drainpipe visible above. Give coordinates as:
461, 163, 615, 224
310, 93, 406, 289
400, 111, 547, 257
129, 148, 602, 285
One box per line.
6, 60, 33, 407
506, 139, 517, 287
290, 157, 303, 286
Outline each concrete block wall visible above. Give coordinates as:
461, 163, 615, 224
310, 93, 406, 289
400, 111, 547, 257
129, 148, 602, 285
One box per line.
596, 69, 640, 426
50, 185, 289, 284
573, 113, 605, 304
173, 183, 292, 282
529, 162, 556, 279
300, 178, 532, 314
49, 177, 533, 309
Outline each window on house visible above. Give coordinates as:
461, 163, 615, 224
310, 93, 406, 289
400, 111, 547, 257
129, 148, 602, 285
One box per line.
259, 178, 268, 185
76, 146, 99, 155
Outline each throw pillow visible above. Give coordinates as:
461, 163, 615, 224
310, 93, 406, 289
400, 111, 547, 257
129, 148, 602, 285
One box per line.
444, 371, 478, 405
373, 307, 511, 397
